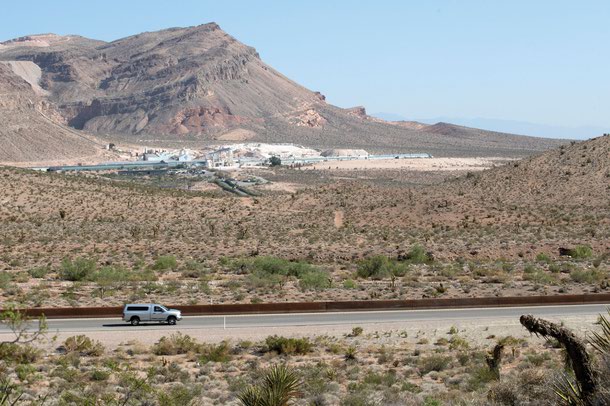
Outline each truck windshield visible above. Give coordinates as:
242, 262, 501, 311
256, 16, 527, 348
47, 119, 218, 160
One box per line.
160, 305, 168, 312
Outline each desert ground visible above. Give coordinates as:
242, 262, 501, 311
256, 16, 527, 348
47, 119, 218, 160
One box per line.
0, 307, 608, 405
302, 157, 512, 172
0, 136, 607, 309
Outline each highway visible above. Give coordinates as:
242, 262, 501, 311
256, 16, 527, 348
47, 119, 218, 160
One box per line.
2, 304, 606, 334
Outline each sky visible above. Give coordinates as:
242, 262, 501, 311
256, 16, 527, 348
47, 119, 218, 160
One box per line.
2, 0, 609, 138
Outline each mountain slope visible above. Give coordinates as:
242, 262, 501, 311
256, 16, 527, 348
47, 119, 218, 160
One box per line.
455, 133, 610, 206
0, 62, 104, 164
0, 23, 567, 158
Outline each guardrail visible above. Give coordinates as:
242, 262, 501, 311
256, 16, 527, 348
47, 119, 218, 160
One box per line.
10, 293, 610, 319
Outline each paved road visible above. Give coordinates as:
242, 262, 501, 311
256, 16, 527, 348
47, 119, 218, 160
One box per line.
1, 304, 606, 334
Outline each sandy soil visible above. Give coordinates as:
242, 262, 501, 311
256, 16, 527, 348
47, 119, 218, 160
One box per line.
303, 157, 513, 171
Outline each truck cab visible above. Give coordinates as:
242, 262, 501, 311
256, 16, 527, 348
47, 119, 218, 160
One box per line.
122, 304, 182, 326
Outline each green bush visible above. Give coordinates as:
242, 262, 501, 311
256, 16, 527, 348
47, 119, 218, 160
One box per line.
158, 384, 202, 406
570, 269, 606, 284
535, 253, 551, 263
0, 272, 11, 289
27, 266, 50, 279
152, 255, 178, 271
90, 369, 110, 381
63, 335, 105, 356
404, 245, 432, 264
15, 364, 37, 382
153, 333, 200, 355
265, 335, 312, 355
299, 270, 331, 291
59, 258, 96, 281
350, 327, 364, 337
181, 260, 207, 278
523, 270, 556, 285
199, 341, 232, 364
0, 343, 40, 364
569, 245, 593, 259
418, 355, 452, 375
238, 256, 323, 289
357, 256, 409, 280
362, 370, 397, 387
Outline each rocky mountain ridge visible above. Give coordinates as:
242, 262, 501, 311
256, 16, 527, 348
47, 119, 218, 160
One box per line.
0, 23, 567, 160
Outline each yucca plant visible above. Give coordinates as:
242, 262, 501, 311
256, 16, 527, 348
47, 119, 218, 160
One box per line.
588, 309, 610, 355
238, 364, 300, 406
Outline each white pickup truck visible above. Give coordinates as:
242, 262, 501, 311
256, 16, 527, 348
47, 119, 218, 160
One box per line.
122, 304, 182, 326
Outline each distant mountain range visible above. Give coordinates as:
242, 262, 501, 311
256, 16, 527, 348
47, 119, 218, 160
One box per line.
0, 23, 566, 163
372, 113, 607, 140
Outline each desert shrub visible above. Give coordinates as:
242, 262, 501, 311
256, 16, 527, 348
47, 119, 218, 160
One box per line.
0, 272, 11, 289
570, 245, 593, 259
181, 260, 207, 278
299, 270, 331, 291
265, 335, 312, 355
344, 346, 358, 361
536, 253, 552, 263
158, 383, 202, 406
152, 255, 178, 271
401, 381, 422, 393
0, 343, 40, 364
466, 366, 497, 391
350, 327, 364, 337
59, 257, 96, 281
570, 268, 606, 284
343, 279, 358, 289
548, 263, 561, 273
418, 354, 452, 375
92, 266, 129, 297
199, 341, 232, 364
362, 370, 397, 387
63, 335, 105, 356
449, 335, 470, 350
90, 369, 110, 381
240, 256, 324, 289
404, 245, 432, 264
525, 352, 551, 367
27, 266, 50, 279
153, 333, 200, 355
356, 256, 409, 280
15, 364, 37, 382
523, 270, 556, 285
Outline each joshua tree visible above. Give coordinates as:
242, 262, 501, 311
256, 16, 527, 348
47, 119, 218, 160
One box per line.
486, 344, 504, 380
238, 364, 300, 406
520, 314, 596, 405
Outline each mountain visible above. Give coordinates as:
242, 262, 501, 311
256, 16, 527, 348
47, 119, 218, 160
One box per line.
456, 133, 610, 206
0, 23, 567, 160
0, 61, 105, 164
419, 116, 606, 140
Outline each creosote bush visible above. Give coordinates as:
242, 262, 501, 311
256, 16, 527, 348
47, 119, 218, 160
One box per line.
62, 335, 105, 356
59, 257, 96, 281
153, 333, 199, 355
356, 256, 410, 280
265, 336, 312, 355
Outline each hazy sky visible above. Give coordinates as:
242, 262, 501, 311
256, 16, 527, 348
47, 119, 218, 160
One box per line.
2, 1, 609, 136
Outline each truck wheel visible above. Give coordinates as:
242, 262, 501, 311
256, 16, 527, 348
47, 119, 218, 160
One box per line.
130, 316, 140, 326
167, 316, 177, 325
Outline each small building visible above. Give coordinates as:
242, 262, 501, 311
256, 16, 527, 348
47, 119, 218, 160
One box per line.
142, 151, 173, 162
178, 149, 193, 162
206, 147, 234, 167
